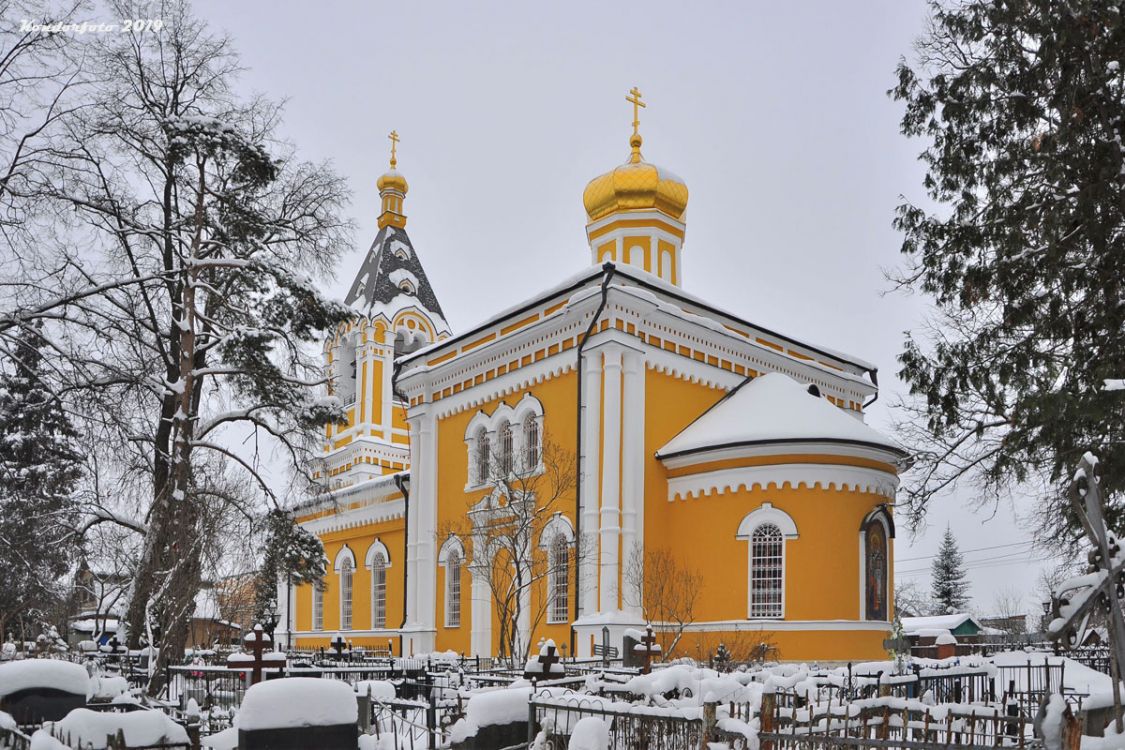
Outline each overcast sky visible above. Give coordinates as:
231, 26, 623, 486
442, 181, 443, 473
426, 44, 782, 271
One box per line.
189, 0, 1059, 618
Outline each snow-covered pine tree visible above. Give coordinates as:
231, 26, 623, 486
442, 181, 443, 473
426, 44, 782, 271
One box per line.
891, 1, 1125, 537
930, 526, 969, 614
0, 324, 82, 639
252, 509, 326, 627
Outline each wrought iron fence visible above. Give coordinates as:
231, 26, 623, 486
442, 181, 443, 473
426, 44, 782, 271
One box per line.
528, 694, 706, 750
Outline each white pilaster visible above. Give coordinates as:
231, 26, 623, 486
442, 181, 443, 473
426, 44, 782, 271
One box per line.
599, 347, 623, 613
470, 536, 492, 656
579, 350, 602, 617
404, 416, 421, 627
381, 335, 394, 442
620, 348, 645, 615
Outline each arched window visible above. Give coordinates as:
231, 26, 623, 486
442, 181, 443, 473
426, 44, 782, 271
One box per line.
549, 535, 569, 623
864, 521, 888, 621
312, 582, 324, 631
522, 413, 540, 470
497, 421, 513, 476
446, 550, 462, 628
749, 524, 784, 619
339, 557, 354, 630
371, 553, 387, 629
474, 428, 490, 485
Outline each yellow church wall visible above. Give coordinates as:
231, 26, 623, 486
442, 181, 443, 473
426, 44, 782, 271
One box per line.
657, 239, 676, 284
641, 368, 728, 550
672, 628, 888, 664
432, 366, 578, 656
663, 484, 884, 623
294, 515, 406, 651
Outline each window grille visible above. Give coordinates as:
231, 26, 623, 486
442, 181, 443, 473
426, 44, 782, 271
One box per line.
312, 582, 324, 631
498, 421, 513, 475
475, 430, 490, 485
750, 524, 784, 618
523, 414, 540, 469
549, 536, 569, 623
446, 551, 461, 627
372, 554, 387, 629
340, 559, 354, 630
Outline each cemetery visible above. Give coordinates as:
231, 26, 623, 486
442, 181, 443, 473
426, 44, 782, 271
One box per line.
3, 1, 1125, 748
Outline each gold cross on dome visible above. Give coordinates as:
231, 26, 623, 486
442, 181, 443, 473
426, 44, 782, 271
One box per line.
388, 130, 400, 168
626, 87, 645, 136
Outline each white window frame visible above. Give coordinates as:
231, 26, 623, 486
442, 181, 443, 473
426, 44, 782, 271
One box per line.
521, 412, 541, 472
365, 539, 392, 630
497, 420, 513, 476
370, 553, 387, 629
548, 534, 570, 624
439, 536, 465, 628
736, 503, 798, 621
312, 582, 324, 631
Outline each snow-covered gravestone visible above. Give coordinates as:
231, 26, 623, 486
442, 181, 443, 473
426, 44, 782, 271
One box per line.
238, 677, 359, 750
523, 640, 565, 682
0, 660, 88, 725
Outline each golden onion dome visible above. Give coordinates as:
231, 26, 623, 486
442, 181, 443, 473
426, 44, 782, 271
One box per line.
377, 168, 408, 194
582, 133, 688, 222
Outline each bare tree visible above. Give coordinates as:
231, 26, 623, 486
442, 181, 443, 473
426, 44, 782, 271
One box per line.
0, 1, 353, 693
442, 437, 576, 662
624, 546, 702, 659
894, 579, 933, 618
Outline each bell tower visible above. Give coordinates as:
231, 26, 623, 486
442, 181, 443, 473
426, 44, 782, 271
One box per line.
318, 132, 450, 488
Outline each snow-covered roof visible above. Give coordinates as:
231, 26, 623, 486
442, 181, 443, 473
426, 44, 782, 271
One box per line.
344, 225, 447, 330
401, 264, 877, 378
657, 372, 904, 459
900, 613, 981, 636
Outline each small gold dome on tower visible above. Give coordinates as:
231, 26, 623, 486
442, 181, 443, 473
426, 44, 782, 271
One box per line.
582, 133, 689, 222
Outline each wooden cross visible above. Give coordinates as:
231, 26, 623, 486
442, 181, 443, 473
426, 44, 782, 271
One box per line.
388, 130, 400, 168
226, 624, 286, 686
330, 634, 350, 659
635, 625, 661, 675
626, 87, 645, 135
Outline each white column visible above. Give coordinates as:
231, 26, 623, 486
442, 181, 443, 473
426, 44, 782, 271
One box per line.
416, 411, 438, 641
620, 348, 645, 615
470, 536, 492, 656
599, 347, 623, 613
275, 575, 291, 646
381, 339, 394, 442
404, 416, 422, 627
579, 351, 602, 617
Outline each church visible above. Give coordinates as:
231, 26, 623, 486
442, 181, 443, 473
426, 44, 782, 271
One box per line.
278, 92, 906, 662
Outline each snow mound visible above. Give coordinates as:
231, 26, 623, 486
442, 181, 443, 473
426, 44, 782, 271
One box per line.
87, 675, 129, 701
568, 717, 610, 749
354, 680, 396, 700
43, 708, 188, 748
0, 660, 89, 698
238, 677, 358, 731
449, 686, 532, 742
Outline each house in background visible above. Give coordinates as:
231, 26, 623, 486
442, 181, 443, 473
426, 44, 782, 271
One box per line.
67, 558, 129, 646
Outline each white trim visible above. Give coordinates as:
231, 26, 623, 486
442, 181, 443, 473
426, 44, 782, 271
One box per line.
598, 346, 623, 613
658, 441, 904, 470
736, 503, 798, 539
333, 545, 357, 573
744, 521, 787, 620
364, 539, 392, 569
678, 619, 893, 632
438, 534, 466, 566
858, 511, 892, 622
668, 464, 899, 502
539, 513, 576, 548
298, 498, 405, 537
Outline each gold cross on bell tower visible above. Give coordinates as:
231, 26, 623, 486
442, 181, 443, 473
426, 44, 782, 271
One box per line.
388, 130, 400, 169
626, 87, 645, 137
